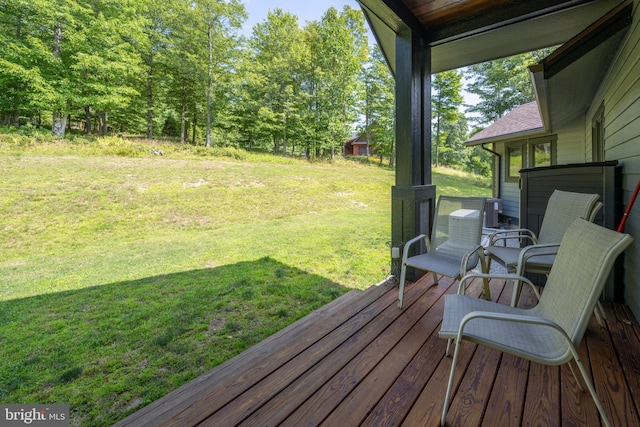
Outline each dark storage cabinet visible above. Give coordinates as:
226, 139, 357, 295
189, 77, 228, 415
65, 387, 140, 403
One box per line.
519, 161, 623, 300
520, 161, 621, 231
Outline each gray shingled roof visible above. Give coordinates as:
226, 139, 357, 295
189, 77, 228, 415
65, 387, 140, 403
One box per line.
464, 101, 544, 146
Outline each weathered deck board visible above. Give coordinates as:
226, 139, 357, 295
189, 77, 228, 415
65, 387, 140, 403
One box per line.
587, 311, 640, 427
559, 341, 598, 427
481, 287, 534, 427
522, 362, 560, 426
605, 303, 640, 419
114, 274, 640, 427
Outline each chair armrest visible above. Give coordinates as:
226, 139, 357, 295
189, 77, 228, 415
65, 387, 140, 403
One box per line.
491, 235, 537, 247
520, 243, 560, 256
488, 229, 538, 246
460, 244, 484, 274
489, 228, 535, 237
457, 272, 540, 300
517, 243, 560, 274
402, 234, 429, 262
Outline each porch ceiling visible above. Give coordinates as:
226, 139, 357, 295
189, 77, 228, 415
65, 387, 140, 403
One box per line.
530, 0, 633, 131
358, 0, 621, 74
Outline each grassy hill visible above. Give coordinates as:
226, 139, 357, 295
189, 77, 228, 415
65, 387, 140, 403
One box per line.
0, 133, 490, 425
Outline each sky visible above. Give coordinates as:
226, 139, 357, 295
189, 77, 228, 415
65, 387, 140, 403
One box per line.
241, 0, 362, 36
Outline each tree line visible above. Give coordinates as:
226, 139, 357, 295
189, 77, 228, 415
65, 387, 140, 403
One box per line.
0, 0, 389, 161
0, 0, 546, 170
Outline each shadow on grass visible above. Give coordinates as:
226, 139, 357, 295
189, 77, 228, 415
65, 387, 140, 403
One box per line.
0, 257, 349, 426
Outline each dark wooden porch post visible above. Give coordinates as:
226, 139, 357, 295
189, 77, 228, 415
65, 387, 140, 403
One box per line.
391, 28, 435, 277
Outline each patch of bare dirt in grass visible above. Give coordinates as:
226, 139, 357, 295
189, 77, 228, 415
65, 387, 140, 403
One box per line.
208, 318, 227, 336
183, 178, 208, 188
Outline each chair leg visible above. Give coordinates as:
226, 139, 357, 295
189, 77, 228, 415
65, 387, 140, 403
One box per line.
567, 361, 584, 392
442, 339, 462, 426
479, 253, 492, 301
510, 266, 525, 307
594, 301, 606, 327
398, 262, 407, 309
571, 349, 612, 427
432, 271, 439, 285
510, 278, 522, 307
597, 301, 606, 320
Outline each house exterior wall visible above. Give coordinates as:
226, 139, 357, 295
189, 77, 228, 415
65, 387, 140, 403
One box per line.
493, 1, 640, 315
492, 127, 580, 224
497, 148, 521, 222
493, 117, 608, 225
555, 119, 585, 164
588, 0, 640, 319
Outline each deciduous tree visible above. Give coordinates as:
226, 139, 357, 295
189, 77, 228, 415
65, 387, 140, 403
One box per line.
361, 47, 395, 165
192, 0, 245, 147
249, 9, 308, 155
312, 7, 368, 159
433, 70, 464, 167
465, 53, 539, 125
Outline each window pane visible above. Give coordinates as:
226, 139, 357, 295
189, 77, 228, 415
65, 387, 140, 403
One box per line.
508, 146, 522, 177
534, 143, 551, 167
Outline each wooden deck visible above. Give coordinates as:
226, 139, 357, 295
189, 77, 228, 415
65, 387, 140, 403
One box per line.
114, 274, 640, 426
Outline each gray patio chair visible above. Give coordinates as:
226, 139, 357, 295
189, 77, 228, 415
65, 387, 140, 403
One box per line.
439, 218, 633, 427
484, 189, 601, 307
397, 196, 486, 309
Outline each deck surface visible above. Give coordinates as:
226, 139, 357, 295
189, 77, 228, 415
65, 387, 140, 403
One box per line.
114, 274, 640, 426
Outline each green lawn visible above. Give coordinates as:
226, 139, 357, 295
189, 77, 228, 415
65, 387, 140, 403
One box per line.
0, 135, 490, 426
